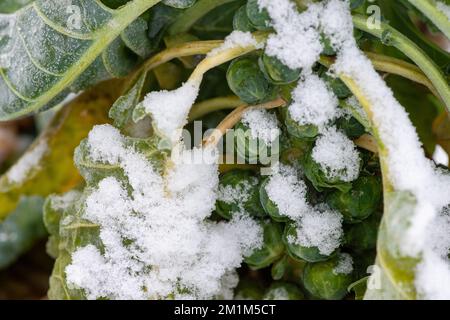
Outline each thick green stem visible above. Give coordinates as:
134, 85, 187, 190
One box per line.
188, 96, 242, 121
406, 0, 450, 39
168, 0, 239, 35
352, 14, 450, 114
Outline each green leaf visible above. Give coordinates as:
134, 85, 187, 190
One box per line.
0, 0, 161, 120
364, 191, 419, 300
0, 80, 122, 220
0, 196, 46, 269
0, 0, 33, 13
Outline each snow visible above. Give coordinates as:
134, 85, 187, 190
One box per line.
7, 139, 47, 184
48, 190, 82, 211
433, 145, 449, 167
218, 176, 258, 212
141, 79, 201, 142
288, 74, 340, 129
333, 253, 353, 275
265, 165, 343, 255
66, 125, 262, 299
241, 108, 280, 146
437, 1, 450, 21
292, 204, 343, 256
317, 0, 450, 299
208, 31, 263, 57
312, 127, 361, 182
257, 0, 323, 71
265, 165, 308, 219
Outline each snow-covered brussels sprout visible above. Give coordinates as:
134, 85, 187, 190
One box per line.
227, 57, 273, 104
246, 0, 271, 30
282, 107, 319, 140
327, 175, 382, 223
263, 282, 304, 300
303, 253, 354, 300
216, 170, 265, 219
283, 223, 334, 263
245, 221, 285, 269
259, 178, 290, 222
233, 5, 255, 32
259, 53, 301, 85
302, 150, 354, 193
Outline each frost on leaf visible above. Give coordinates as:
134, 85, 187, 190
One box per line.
55, 125, 263, 300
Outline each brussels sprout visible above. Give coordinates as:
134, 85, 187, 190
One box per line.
234, 121, 279, 164
234, 278, 265, 300
233, 5, 255, 32
263, 282, 305, 300
327, 175, 382, 223
259, 53, 301, 85
303, 253, 354, 300
259, 178, 290, 222
302, 150, 353, 193
216, 170, 265, 219
246, 0, 271, 30
227, 57, 273, 104
245, 221, 285, 269
321, 73, 352, 99
344, 212, 381, 252
282, 107, 319, 140
283, 223, 334, 263
335, 116, 366, 138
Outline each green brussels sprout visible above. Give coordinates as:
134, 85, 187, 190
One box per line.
234, 121, 279, 164
283, 223, 334, 263
321, 73, 352, 99
245, 221, 285, 269
282, 107, 319, 140
216, 169, 265, 219
227, 57, 273, 104
327, 175, 382, 223
263, 282, 305, 300
335, 116, 366, 138
234, 278, 265, 300
233, 5, 255, 32
302, 150, 354, 193
246, 0, 271, 30
259, 53, 301, 85
303, 253, 354, 300
259, 178, 290, 222
344, 212, 381, 252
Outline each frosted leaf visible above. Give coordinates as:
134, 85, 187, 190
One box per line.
66, 125, 263, 300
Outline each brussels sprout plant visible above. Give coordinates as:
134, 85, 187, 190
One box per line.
0, 0, 449, 302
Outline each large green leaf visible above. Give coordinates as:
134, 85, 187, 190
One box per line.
0, 0, 161, 120
46, 132, 167, 300
0, 79, 122, 220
